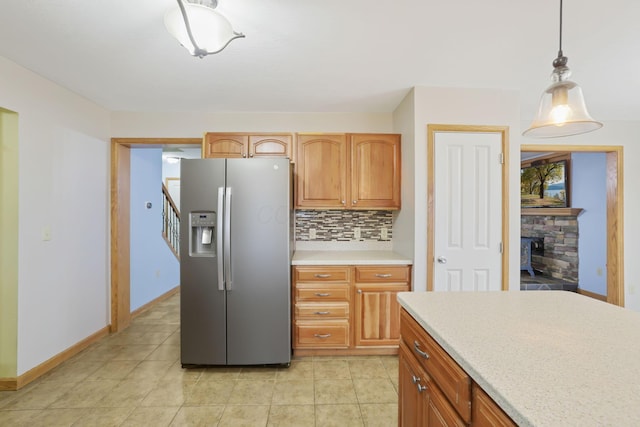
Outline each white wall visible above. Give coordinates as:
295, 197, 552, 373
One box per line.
391, 90, 416, 269
0, 56, 111, 375
111, 112, 394, 137
395, 86, 522, 292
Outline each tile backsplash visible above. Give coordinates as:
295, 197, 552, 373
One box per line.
295, 210, 393, 242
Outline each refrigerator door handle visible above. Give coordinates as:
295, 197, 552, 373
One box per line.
224, 187, 232, 290
217, 187, 225, 291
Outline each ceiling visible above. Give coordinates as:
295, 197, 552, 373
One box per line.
1, 1, 638, 122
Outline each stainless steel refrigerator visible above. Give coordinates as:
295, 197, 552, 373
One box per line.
179, 158, 292, 367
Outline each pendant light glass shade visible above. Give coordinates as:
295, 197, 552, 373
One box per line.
164, 0, 244, 57
523, 0, 602, 138
523, 68, 603, 138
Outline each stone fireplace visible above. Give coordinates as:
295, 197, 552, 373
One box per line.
521, 213, 579, 284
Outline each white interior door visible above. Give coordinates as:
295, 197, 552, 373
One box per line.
433, 131, 503, 291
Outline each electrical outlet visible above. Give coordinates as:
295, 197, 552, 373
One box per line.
309, 228, 317, 240
354, 227, 361, 240
381, 227, 388, 240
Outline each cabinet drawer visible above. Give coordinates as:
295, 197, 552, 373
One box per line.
472, 383, 517, 427
295, 321, 350, 348
400, 309, 471, 423
355, 266, 410, 283
294, 266, 350, 283
295, 284, 350, 301
295, 302, 349, 319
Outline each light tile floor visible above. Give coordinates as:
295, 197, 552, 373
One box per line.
0, 293, 399, 426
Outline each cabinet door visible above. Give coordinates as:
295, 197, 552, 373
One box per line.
249, 134, 292, 158
295, 134, 348, 208
399, 342, 429, 427
355, 283, 408, 347
203, 133, 249, 158
349, 133, 401, 209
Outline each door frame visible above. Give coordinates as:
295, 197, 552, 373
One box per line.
110, 137, 201, 332
427, 124, 510, 292
520, 144, 624, 306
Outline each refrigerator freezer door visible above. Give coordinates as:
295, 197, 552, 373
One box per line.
180, 159, 227, 365
225, 158, 291, 365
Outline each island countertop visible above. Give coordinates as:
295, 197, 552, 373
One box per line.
397, 291, 640, 426
292, 250, 412, 266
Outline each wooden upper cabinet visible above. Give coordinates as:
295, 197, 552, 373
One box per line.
296, 134, 348, 209
295, 132, 401, 209
249, 134, 292, 158
203, 133, 249, 158
350, 133, 401, 209
203, 133, 293, 159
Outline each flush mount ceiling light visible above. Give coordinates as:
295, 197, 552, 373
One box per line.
164, 0, 245, 58
523, 0, 602, 138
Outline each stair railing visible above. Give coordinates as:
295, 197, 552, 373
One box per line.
162, 183, 180, 260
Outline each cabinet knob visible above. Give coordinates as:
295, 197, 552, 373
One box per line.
411, 375, 420, 384
357, 289, 362, 294
416, 383, 427, 393
242, 153, 247, 158
249, 153, 254, 157
341, 200, 346, 204
352, 200, 357, 204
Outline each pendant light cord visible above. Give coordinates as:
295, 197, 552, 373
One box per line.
558, 0, 564, 57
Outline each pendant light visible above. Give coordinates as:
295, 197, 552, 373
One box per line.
164, 0, 245, 58
523, 0, 602, 138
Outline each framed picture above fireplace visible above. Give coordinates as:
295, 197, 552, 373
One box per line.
521, 154, 570, 208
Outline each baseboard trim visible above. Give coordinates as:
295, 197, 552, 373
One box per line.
131, 285, 180, 319
578, 288, 607, 302
0, 378, 18, 391
1, 286, 180, 391
0, 325, 110, 391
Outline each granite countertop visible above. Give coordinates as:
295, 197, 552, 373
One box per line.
397, 291, 640, 426
292, 250, 413, 266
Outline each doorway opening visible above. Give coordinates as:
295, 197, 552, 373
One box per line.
110, 138, 200, 332
521, 144, 624, 306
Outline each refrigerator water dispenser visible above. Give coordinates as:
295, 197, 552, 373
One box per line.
189, 212, 216, 257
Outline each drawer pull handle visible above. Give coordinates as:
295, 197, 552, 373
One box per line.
314, 274, 331, 278
375, 273, 392, 278
314, 311, 331, 315
314, 333, 332, 339
416, 383, 427, 393
413, 340, 430, 359
411, 375, 420, 384
315, 293, 331, 297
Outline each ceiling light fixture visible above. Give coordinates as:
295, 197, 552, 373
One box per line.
523, 0, 602, 138
164, 0, 245, 58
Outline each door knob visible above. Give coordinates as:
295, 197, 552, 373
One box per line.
437, 256, 447, 264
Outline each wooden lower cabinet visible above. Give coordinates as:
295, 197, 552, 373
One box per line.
472, 384, 517, 427
292, 264, 411, 355
400, 308, 516, 426
399, 342, 465, 427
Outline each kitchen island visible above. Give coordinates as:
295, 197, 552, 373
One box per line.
397, 291, 640, 426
